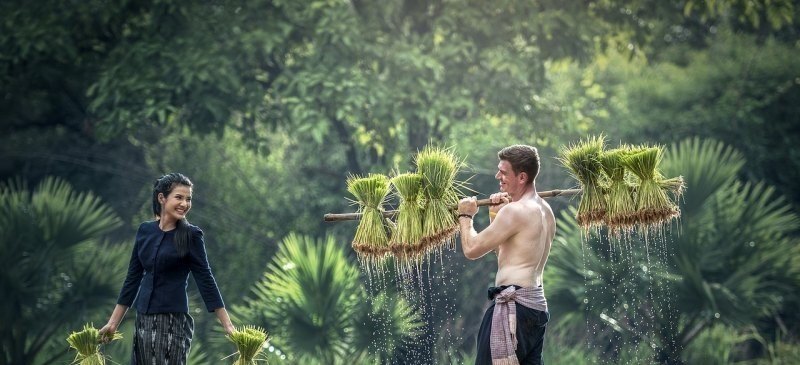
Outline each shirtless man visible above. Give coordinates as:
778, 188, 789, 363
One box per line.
457, 145, 556, 365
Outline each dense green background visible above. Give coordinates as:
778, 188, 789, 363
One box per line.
2, 0, 799, 364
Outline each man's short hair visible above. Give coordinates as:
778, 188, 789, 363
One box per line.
498, 145, 540, 184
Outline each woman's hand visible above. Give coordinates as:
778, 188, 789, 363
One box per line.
99, 305, 129, 343
98, 322, 118, 343
223, 323, 236, 336
215, 307, 236, 335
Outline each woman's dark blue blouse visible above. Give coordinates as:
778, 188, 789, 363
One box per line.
116, 221, 225, 314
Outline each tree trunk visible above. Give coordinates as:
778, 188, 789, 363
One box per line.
407, 117, 431, 161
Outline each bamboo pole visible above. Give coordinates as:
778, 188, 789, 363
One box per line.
323, 188, 581, 222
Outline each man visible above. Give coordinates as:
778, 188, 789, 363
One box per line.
457, 145, 556, 365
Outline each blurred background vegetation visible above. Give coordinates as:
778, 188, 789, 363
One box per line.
1, 0, 798, 364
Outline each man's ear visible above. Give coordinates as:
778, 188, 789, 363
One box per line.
518, 172, 529, 185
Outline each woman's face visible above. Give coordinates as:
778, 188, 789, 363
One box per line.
160, 184, 192, 222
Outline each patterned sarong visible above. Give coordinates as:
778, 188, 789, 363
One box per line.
491, 286, 548, 365
132, 312, 194, 365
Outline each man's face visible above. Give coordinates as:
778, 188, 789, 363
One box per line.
495, 160, 519, 193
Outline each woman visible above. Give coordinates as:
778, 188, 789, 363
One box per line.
99, 173, 234, 364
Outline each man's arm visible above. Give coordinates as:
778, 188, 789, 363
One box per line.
458, 198, 520, 260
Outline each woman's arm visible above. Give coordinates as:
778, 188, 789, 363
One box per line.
187, 228, 226, 311
215, 307, 236, 335
98, 304, 129, 341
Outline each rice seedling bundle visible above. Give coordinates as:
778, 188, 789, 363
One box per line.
66, 324, 122, 365
347, 174, 391, 263
600, 148, 637, 236
621, 146, 680, 228
415, 146, 463, 252
560, 136, 607, 230
228, 326, 270, 365
389, 172, 424, 262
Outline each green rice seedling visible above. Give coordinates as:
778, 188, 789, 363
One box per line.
415, 146, 464, 254
347, 174, 392, 266
389, 172, 424, 267
66, 323, 122, 365
227, 326, 270, 365
559, 136, 607, 230
660, 175, 686, 202
621, 146, 680, 231
600, 147, 637, 238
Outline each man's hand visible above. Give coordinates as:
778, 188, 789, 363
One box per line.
458, 196, 479, 217
488, 192, 511, 215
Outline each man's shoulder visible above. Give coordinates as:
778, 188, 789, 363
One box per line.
505, 197, 556, 224
503, 199, 543, 218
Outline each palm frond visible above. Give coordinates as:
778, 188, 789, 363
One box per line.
661, 138, 744, 217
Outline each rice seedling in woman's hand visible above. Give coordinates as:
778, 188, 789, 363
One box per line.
66, 323, 122, 365
347, 173, 392, 267
415, 146, 464, 254
389, 172, 424, 268
227, 326, 270, 365
560, 136, 607, 231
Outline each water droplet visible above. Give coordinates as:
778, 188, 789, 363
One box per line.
583, 298, 589, 304
714, 313, 720, 319
749, 241, 755, 247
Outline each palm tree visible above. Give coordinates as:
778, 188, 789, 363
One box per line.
547, 138, 800, 364
0, 177, 129, 365
656, 138, 800, 363
233, 233, 424, 364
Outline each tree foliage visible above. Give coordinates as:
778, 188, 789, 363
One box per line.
0, 177, 128, 365
2, 0, 799, 363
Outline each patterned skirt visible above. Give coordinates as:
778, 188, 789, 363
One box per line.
132, 312, 194, 365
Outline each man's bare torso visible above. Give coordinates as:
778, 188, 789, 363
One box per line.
494, 194, 555, 287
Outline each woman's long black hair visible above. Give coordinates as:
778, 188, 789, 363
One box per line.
152, 173, 193, 257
